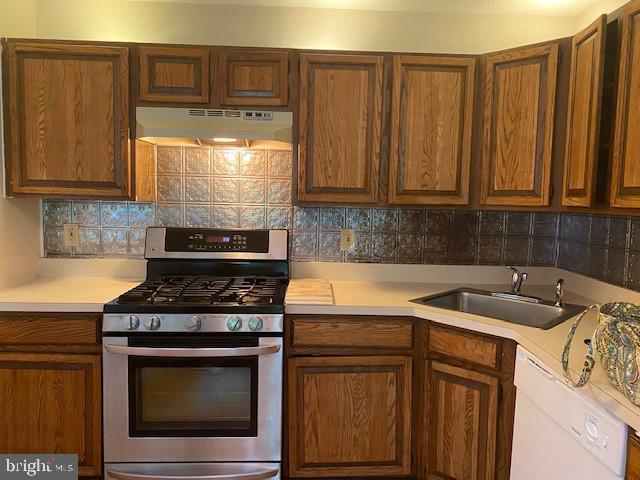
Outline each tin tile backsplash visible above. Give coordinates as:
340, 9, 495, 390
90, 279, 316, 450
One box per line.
41, 145, 635, 289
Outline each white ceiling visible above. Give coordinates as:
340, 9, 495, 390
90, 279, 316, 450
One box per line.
130, 0, 601, 17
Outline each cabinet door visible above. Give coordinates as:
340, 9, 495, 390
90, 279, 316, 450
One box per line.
426, 361, 499, 480
298, 54, 383, 203
288, 355, 412, 477
138, 45, 210, 103
481, 44, 559, 206
562, 16, 607, 207
219, 50, 288, 106
611, 0, 640, 208
3, 41, 131, 197
0, 353, 101, 477
627, 431, 640, 479
389, 55, 475, 205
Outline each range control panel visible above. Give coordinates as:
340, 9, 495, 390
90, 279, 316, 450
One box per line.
165, 228, 269, 253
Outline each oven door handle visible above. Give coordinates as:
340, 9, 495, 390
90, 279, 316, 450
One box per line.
103, 344, 281, 357
106, 467, 279, 480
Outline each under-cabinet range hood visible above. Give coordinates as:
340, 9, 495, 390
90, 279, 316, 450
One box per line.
136, 107, 293, 143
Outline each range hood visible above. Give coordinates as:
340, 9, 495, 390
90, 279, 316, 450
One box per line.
136, 107, 293, 143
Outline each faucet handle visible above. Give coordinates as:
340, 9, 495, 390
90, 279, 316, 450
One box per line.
555, 278, 564, 307
507, 266, 527, 294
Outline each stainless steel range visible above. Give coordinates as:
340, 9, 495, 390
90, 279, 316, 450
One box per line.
102, 227, 288, 480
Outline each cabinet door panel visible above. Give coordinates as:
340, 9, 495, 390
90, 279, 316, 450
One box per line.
288, 355, 412, 477
389, 55, 475, 205
219, 50, 288, 106
3, 41, 130, 197
0, 353, 101, 477
627, 431, 640, 479
563, 16, 607, 207
427, 361, 499, 480
139, 46, 210, 103
298, 54, 383, 203
611, 0, 640, 207
481, 44, 558, 206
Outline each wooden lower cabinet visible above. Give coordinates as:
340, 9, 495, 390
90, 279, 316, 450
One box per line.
287, 355, 413, 478
425, 361, 499, 480
423, 326, 516, 480
0, 352, 101, 477
285, 316, 516, 480
627, 431, 640, 479
0, 313, 102, 478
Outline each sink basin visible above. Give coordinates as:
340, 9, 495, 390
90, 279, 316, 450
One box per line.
411, 288, 585, 330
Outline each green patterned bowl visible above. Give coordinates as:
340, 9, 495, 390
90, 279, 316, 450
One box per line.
563, 302, 640, 406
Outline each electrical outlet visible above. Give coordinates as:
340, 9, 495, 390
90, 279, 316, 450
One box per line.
63, 224, 80, 248
340, 229, 356, 252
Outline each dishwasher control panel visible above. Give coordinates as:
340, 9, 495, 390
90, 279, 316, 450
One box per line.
568, 397, 627, 472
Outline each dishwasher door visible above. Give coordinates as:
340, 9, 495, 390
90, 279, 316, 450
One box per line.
510, 347, 627, 480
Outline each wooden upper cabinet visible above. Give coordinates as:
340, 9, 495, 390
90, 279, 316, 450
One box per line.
562, 16, 607, 207
0, 352, 101, 477
288, 355, 412, 477
389, 55, 476, 205
481, 43, 559, 206
138, 45, 210, 103
2, 40, 131, 197
298, 53, 383, 203
219, 49, 288, 106
611, 0, 640, 208
426, 361, 499, 480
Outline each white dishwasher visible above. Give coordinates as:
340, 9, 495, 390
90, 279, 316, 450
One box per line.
510, 346, 628, 480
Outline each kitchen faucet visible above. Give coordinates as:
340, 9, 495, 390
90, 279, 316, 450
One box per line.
508, 266, 528, 294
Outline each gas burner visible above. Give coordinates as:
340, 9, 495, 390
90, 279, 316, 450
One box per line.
112, 275, 287, 311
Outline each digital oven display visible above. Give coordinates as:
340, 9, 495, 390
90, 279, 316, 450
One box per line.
206, 235, 231, 244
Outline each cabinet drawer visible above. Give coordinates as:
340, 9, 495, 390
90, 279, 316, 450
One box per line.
291, 317, 413, 349
0, 314, 99, 345
429, 326, 499, 369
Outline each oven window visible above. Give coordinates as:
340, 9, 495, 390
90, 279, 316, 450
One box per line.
129, 356, 258, 437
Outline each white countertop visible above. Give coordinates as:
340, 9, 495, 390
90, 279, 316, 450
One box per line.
1, 261, 640, 432
0, 276, 142, 312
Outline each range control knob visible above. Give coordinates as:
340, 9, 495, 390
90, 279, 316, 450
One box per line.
226, 315, 243, 331
125, 315, 140, 330
248, 316, 264, 332
144, 315, 161, 331
185, 315, 202, 332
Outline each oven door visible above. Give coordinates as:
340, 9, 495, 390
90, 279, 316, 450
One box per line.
103, 335, 282, 463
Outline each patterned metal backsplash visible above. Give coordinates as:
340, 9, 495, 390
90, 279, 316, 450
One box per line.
41, 145, 560, 267
42, 145, 637, 288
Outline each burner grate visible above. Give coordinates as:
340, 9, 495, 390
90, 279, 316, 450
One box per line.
117, 276, 283, 306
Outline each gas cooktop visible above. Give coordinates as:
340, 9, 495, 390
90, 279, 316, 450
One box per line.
105, 275, 288, 314
103, 227, 289, 316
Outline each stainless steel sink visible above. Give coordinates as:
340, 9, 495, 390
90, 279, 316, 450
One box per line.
411, 288, 585, 330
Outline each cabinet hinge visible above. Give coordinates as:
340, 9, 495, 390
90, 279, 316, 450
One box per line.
549, 184, 554, 199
